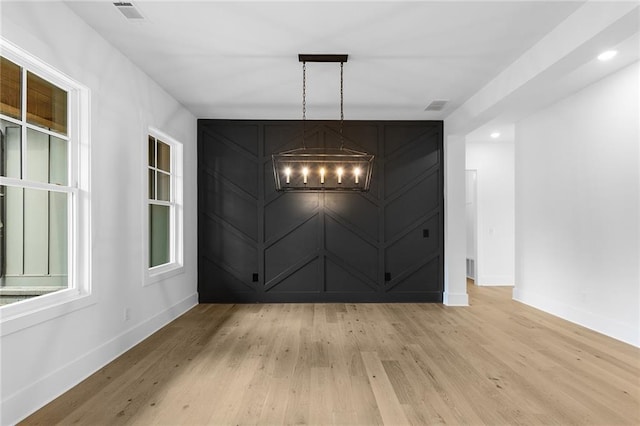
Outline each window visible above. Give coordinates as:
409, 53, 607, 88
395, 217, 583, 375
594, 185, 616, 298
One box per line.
146, 129, 182, 281
0, 40, 90, 323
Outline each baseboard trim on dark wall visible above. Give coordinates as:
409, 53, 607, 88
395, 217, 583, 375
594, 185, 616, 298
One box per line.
197, 120, 444, 303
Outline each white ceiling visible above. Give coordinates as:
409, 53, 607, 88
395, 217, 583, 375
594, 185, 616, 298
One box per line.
64, 0, 638, 132
64, 0, 590, 121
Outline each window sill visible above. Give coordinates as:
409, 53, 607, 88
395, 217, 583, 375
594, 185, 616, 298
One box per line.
144, 263, 184, 287
0, 289, 96, 337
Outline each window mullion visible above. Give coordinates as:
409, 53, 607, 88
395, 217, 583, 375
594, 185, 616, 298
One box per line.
0, 113, 24, 128
23, 122, 70, 141
0, 176, 74, 193
154, 139, 158, 201
0, 115, 72, 141
149, 199, 172, 207
170, 146, 174, 262
170, 201, 176, 263
20, 67, 27, 180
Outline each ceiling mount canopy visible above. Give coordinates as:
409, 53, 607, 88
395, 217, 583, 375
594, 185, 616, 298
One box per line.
298, 54, 348, 63
272, 54, 374, 192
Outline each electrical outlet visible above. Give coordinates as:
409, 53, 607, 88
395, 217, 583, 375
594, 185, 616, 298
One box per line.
124, 307, 131, 321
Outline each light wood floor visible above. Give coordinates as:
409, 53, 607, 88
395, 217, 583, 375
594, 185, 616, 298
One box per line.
22, 284, 640, 425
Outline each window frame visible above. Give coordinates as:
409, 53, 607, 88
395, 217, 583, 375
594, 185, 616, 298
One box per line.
144, 127, 183, 285
0, 38, 92, 335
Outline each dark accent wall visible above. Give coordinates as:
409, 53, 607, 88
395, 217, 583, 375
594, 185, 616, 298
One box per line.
198, 120, 443, 303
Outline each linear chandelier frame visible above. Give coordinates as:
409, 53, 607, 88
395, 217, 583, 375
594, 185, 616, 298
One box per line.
272, 54, 374, 192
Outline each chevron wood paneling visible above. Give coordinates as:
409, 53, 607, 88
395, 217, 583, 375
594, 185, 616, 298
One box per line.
198, 120, 443, 302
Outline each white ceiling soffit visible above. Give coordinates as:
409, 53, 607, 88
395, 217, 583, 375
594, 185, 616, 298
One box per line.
448, 1, 640, 135
63, 1, 594, 120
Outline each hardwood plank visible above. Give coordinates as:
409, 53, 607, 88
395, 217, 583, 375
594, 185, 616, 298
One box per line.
20, 285, 640, 425
360, 351, 410, 425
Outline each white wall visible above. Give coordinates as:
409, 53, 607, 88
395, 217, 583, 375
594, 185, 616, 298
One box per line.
0, 3, 198, 424
466, 140, 515, 286
514, 61, 639, 347
443, 133, 469, 306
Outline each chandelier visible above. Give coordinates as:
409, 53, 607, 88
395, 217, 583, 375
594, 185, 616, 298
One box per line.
272, 54, 374, 192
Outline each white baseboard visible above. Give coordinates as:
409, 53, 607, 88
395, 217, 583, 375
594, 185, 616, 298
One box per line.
443, 291, 469, 306
513, 287, 639, 348
1, 293, 198, 426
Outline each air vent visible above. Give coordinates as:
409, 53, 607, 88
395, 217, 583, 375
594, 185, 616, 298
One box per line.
113, 2, 144, 20
424, 99, 448, 112
466, 258, 475, 280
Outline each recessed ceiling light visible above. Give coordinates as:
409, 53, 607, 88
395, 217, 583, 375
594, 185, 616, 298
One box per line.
490, 132, 500, 139
597, 50, 617, 61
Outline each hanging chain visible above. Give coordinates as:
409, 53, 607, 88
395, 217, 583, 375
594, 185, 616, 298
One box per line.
340, 61, 344, 149
302, 61, 306, 149
302, 60, 344, 150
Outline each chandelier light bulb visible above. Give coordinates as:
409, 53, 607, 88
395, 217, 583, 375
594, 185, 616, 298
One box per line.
302, 167, 309, 184
284, 167, 291, 184
337, 167, 344, 184
354, 167, 361, 184
320, 167, 325, 184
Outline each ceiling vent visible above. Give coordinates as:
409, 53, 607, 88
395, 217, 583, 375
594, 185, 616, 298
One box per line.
113, 2, 144, 20
424, 100, 448, 112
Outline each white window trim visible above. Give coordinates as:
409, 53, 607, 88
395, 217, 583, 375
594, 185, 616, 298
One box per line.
143, 127, 184, 286
0, 38, 92, 336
